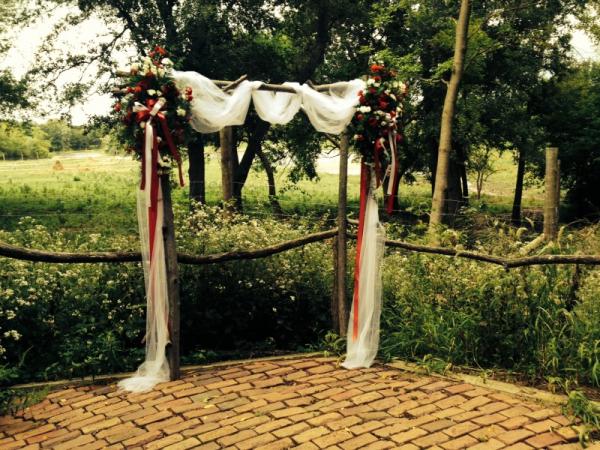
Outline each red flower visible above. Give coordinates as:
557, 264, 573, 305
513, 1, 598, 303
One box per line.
356, 113, 364, 121
155, 45, 167, 56
358, 90, 363, 96
113, 102, 122, 112
368, 117, 378, 127
396, 133, 403, 142
371, 64, 383, 72
359, 95, 367, 105
126, 86, 133, 94
379, 100, 389, 110
369, 87, 377, 94
134, 86, 142, 93
374, 75, 381, 82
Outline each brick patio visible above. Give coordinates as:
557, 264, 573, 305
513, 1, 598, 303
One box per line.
0, 357, 598, 450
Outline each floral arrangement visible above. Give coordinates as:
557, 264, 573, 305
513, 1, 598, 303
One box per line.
112, 46, 193, 168
352, 63, 407, 179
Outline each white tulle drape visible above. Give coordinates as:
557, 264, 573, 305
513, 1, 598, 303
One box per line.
252, 82, 302, 124
172, 71, 364, 135
118, 71, 382, 378
118, 184, 170, 393
298, 80, 365, 134
342, 169, 385, 369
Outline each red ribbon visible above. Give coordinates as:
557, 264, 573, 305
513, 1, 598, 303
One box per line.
386, 133, 399, 215
352, 162, 369, 341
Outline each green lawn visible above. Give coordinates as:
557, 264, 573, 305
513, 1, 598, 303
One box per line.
0, 148, 544, 236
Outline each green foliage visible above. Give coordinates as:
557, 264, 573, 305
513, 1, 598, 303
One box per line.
539, 62, 600, 218
379, 226, 600, 388
0, 123, 50, 160
0, 208, 333, 384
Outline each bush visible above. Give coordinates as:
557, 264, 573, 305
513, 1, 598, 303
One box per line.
0, 209, 333, 383
379, 226, 600, 387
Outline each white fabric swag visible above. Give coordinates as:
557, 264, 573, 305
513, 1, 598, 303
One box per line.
172, 71, 365, 135
119, 71, 382, 392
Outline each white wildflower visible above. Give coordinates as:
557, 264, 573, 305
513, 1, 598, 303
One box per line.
3, 330, 21, 341
177, 108, 186, 117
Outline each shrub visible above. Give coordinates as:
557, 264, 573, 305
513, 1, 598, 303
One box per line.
0, 210, 333, 383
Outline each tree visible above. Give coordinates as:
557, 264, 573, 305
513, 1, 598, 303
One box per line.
372, 0, 588, 226
429, 0, 471, 231
20, 0, 375, 209
467, 146, 496, 200
0, 0, 30, 118
539, 62, 600, 218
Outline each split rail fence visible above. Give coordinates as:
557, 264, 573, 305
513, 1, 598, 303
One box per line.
1, 79, 599, 380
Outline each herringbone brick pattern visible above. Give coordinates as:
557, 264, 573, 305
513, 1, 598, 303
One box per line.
0, 357, 597, 449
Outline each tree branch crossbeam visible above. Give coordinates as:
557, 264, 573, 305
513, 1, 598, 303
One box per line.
2, 230, 599, 269
0, 229, 338, 265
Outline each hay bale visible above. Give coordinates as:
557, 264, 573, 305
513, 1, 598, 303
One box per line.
53, 160, 64, 171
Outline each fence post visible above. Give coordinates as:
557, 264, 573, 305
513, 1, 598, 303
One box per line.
161, 174, 181, 380
220, 126, 235, 210
543, 147, 559, 241
333, 131, 349, 336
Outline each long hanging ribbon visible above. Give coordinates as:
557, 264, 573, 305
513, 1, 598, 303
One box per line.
351, 161, 369, 341
386, 130, 399, 214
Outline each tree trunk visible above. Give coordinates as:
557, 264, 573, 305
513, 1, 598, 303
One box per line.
429, 0, 471, 233
233, 121, 271, 210
220, 127, 235, 209
256, 146, 283, 215
512, 148, 526, 226
187, 133, 205, 204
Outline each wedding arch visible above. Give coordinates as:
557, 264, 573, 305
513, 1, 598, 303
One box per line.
113, 52, 405, 392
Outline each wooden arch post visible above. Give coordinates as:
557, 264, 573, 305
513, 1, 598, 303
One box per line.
161, 174, 181, 380
332, 130, 349, 336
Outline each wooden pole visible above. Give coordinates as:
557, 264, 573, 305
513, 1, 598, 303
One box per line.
334, 131, 349, 336
543, 147, 559, 241
220, 127, 235, 209
161, 174, 181, 380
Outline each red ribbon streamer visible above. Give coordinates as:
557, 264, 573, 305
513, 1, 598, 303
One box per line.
352, 162, 369, 341
386, 135, 399, 215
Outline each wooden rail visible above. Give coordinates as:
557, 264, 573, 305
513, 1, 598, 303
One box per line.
0, 229, 338, 264
2, 229, 600, 268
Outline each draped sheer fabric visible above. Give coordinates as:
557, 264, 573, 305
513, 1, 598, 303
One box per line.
342, 168, 385, 369
172, 71, 364, 135
118, 186, 170, 392
298, 80, 366, 134
121, 71, 381, 389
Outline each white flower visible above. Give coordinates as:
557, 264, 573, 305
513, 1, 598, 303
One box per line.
5, 310, 16, 320
130, 63, 140, 72
157, 68, 165, 78
390, 94, 397, 101
161, 58, 173, 66
3, 330, 21, 341
177, 108, 186, 117
140, 121, 146, 129
147, 89, 157, 96
366, 78, 375, 86
358, 106, 371, 113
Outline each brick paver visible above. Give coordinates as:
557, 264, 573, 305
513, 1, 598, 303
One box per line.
0, 357, 595, 449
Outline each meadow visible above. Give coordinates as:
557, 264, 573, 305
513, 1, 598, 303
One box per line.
0, 148, 544, 239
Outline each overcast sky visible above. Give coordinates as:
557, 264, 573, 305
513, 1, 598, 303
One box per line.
2, 9, 599, 126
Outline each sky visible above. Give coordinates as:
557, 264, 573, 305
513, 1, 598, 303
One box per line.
1, 8, 599, 126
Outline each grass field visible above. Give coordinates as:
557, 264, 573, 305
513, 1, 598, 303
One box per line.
0, 148, 545, 237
